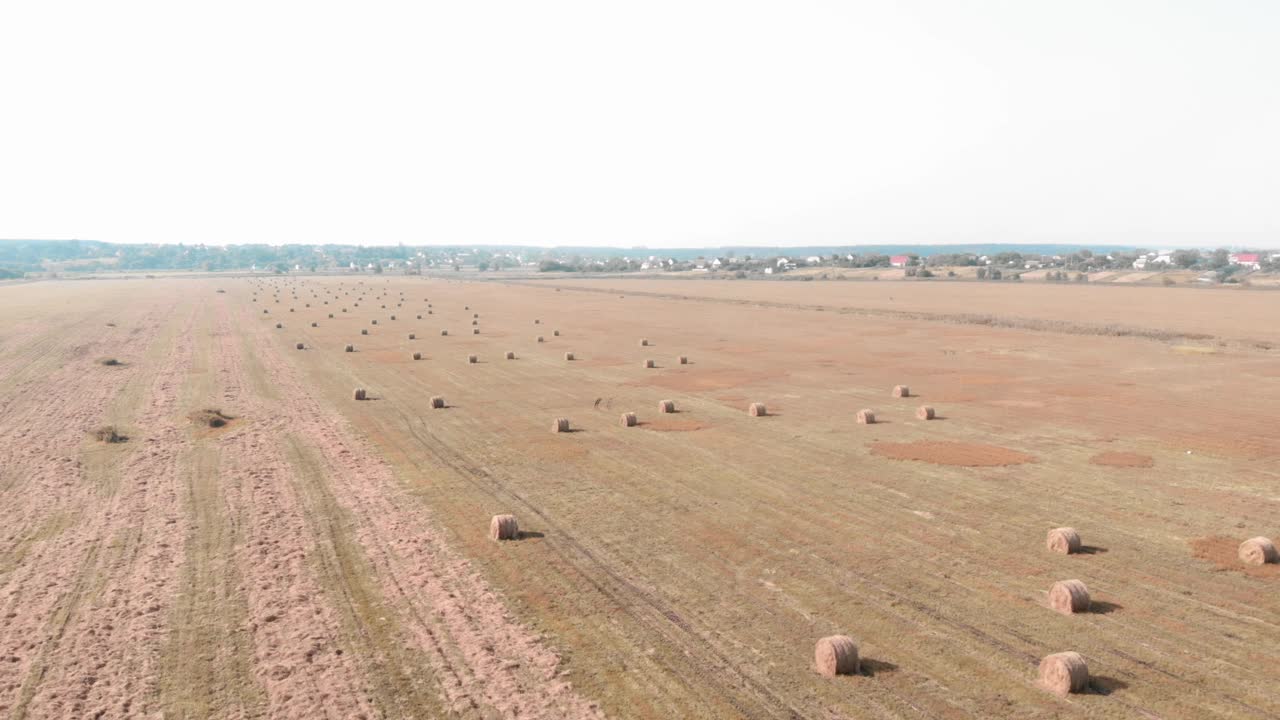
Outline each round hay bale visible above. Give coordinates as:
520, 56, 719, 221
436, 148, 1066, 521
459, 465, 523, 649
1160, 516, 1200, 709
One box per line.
748, 402, 767, 417
644, 359, 655, 368
468, 354, 478, 364
416, 314, 422, 319
893, 385, 910, 398
505, 351, 515, 359
916, 405, 935, 420
537, 335, 545, 342
490, 514, 519, 541
275, 322, 283, 328
473, 313, 479, 318
472, 320, 478, 325
345, 344, 354, 352
534, 319, 540, 324
440, 329, 448, 336
430, 396, 445, 408
289, 308, 294, 312
295, 342, 304, 350
856, 409, 876, 424
1046, 527, 1082, 555
311, 322, 318, 327
640, 339, 649, 346
553, 330, 560, 336
678, 355, 688, 364
263, 309, 268, 313
464, 305, 470, 310
564, 352, 574, 361
1038, 652, 1089, 696
428, 310, 433, 314
361, 328, 369, 335
371, 319, 378, 325
659, 399, 675, 413
353, 388, 367, 401
390, 315, 396, 320
412, 352, 422, 360
1048, 580, 1090, 614
552, 417, 570, 433
814, 635, 859, 677
1238, 537, 1279, 565
473, 328, 480, 334
620, 412, 637, 427
342, 308, 347, 312
408, 333, 416, 340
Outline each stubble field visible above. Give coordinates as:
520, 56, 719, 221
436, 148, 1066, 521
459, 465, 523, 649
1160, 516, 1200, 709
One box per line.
0, 275, 1277, 719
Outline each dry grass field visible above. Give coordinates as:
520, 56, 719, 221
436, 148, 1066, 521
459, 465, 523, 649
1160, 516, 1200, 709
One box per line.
1, 275, 1277, 719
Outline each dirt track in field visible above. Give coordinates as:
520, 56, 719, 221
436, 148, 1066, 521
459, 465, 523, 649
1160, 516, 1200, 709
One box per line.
1, 274, 1278, 719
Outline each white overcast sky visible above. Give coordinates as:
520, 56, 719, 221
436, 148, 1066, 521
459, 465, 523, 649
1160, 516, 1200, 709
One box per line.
1, 1, 1277, 248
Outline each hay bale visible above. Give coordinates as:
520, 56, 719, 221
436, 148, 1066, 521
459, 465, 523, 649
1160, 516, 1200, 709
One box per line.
473, 328, 480, 334
1046, 527, 1082, 555
409, 333, 416, 340
564, 352, 574, 361
473, 313, 479, 319
440, 329, 448, 336
311, 322, 318, 327
430, 396, 445, 408
1048, 580, 1090, 614
1239, 537, 1279, 565
275, 322, 283, 328
534, 319, 540, 324
678, 355, 688, 364
371, 319, 378, 325
644, 359, 656, 368
472, 320, 478, 325
659, 399, 675, 413
93, 425, 126, 443
856, 409, 876, 424
1038, 652, 1089, 696
353, 388, 366, 400
537, 335, 545, 342
468, 354, 478, 364
362, 328, 369, 335
490, 514, 519, 541
621, 412, 637, 427
345, 344, 354, 352
748, 402, 767, 417
916, 405, 935, 420
412, 352, 422, 360
263, 309, 268, 313
814, 635, 859, 677
416, 314, 422, 319
640, 339, 649, 346
505, 351, 515, 359
552, 417, 570, 433
390, 315, 396, 320
893, 385, 910, 398
553, 330, 560, 336
295, 342, 304, 350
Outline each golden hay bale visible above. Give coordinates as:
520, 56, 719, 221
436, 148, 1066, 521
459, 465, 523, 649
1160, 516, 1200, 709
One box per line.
345, 344, 354, 352
490, 514, 519, 541
353, 388, 367, 400
748, 402, 767, 417
408, 333, 416, 340
644, 359, 656, 368
916, 405, 935, 420
361, 328, 369, 335
856, 409, 876, 424
468, 354, 478, 364
537, 335, 545, 342
505, 351, 515, 359
659, 399, 676, 413
678, 355, 688, 364
620, 412, 637, 427
430, 396, 445, 408
553, 329, 560, 336
1048, 580, 1090, 614
814, 635, 859, 677
295, 342, 304, 350
1238, 537, 1279, 565
640, 338, 649, 346
893, 385, 910, 398
552, 417, 570, 433
1046, 527, 1082, 555
564, 352, 575, 361
412, 352, 422, 360
1038, 652, 1089, 696
440, 329, 448, 336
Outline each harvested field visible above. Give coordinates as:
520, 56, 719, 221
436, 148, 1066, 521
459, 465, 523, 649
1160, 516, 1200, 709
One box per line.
2, 275, 1279, 720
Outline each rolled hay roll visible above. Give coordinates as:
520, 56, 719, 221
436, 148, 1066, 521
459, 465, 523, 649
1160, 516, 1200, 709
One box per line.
552, 417, 570, 433
1037, 652, 1089, 696
893, 385, 910, 398
289, 308, 294, 312
464, 305, 470, 310
678, 355, 688, 365
468, 354, 478, 364
345, 344, 354, 352
416, 314, 422, 319
440, 329, 448, 336
659, 399, 676, 413
537, 335, 545, 342
748, 402, 767, 417
1238, 536, 1279, 565
855, 409, 877, 424
473, 328, 480, 334
490, 514, 519, 541
275, 322, 283, 328
565, 352, 575, 361
264, 309, 269, 313
361, 328, 369, 335
553, 329, 560, 336
408, 333, 416, 340
342, 308, 348, 312
621, 412, 637, 427
505, 351, 515, 359
916, 405, 935, 420
814, 635, 859, 677
473, 313, 479, 318
371, 319, 378, 325
295, 342, 304, 350
472, 320, 478, 325
311, 322, 318, 327
534, 319, 541, 324
412, 352, 422, 360
428, 310, 433, 314
353, 388, 367, 401
644, 359, 656, 368
1048, 580, 1091, 615
1046, 527, 1082, 555
430, 396, 445, 409
640, 338, 649, 346
390, 315, 396, 320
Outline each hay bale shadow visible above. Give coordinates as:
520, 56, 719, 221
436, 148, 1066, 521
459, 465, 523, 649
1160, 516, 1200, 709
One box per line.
516, 531, 545, 540
1089, 600, 1122, 614
1077, 545, 1108, 555
1088, 676, 1128, 695
859, 659, 897, 677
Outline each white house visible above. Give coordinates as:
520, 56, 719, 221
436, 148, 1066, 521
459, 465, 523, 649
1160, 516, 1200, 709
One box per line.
776, 257, 789, 267
805, 256, 822, 265
1132, 258, 1148, 270
711, 258, 723, 268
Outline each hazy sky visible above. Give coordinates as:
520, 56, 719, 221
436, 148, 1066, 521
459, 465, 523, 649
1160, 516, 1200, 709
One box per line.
2, 1, 1277, 248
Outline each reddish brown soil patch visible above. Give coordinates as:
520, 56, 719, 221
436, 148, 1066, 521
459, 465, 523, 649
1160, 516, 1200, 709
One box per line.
870, 441, 1036, 467
1189, 536, 1280, 578
1090, 451, 1154, 468
643, 419, 710, 432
